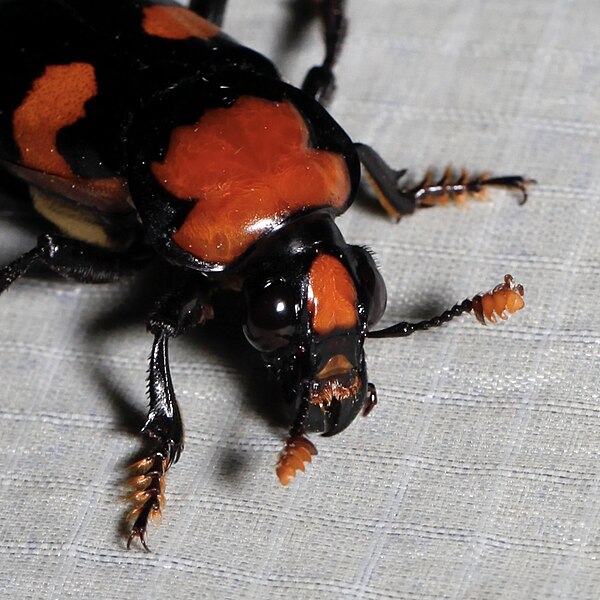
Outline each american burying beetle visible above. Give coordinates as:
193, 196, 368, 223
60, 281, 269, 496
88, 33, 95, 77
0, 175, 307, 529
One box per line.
0, 0, 532, 550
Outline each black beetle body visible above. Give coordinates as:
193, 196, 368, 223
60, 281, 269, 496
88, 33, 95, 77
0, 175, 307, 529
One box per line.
0, 0, 530, 550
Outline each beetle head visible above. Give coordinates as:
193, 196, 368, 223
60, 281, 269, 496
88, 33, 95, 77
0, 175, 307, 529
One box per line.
242, 244, 386, 436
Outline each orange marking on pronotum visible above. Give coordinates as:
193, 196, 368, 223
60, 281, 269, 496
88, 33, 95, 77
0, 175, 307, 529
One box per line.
307, 254, 358, 335
13, 63, 97, 178
142, 5, 220, 40
151, 96, 351, 264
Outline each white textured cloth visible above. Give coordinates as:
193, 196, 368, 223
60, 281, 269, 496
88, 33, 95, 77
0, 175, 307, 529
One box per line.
1, 1, 599, 598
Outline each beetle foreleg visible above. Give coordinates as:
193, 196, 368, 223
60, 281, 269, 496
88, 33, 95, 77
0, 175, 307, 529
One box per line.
301, 0, 347, 103
355, 143, 535, 219
0, 233, 150, 293
126, 277, 213, 550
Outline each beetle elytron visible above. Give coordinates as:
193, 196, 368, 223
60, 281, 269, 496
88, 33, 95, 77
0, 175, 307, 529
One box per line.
0, 0, 531, 549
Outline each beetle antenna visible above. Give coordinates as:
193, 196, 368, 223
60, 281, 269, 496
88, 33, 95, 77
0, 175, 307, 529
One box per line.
367, 274, 524, 339
276, 397, 318, 486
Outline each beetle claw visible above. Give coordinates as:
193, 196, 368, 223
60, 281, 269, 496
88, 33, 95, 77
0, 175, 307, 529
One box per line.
127, 525, 151, 552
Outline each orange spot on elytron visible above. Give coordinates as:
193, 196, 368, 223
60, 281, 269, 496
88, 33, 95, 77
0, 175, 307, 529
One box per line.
142, 5, 220, 40
13, 63, 97, 178
307, 255, 358, 335
152, 96, 351, 264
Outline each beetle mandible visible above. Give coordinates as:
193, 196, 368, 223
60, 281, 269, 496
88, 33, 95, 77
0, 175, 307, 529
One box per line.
0, 0, 531, 550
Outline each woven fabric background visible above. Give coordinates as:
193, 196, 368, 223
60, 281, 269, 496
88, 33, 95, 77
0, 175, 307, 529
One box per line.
1, 1, 599, 598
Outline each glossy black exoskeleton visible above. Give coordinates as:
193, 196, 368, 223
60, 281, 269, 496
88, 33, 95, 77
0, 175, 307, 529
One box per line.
0, 0, 531, 549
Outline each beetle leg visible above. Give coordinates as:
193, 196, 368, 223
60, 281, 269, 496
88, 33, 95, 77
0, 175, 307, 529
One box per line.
355, 143, 535, 219
0, 233, 150, 294
127, 276, 214, 551
188, 0, 228, 26
301, 0, 347, 103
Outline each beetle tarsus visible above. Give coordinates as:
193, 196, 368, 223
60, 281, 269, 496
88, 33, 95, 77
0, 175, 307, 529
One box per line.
355, 143, 534, 218
127, 526, 151, 552
410, 169, 535, 208
301, 0, 347, 103
302, 65, 336, 103
125, 449, 169, 552
477, 175, 536, 205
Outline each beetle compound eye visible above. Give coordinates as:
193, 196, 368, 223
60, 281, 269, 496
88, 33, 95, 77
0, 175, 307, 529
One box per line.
244, 279, 298, 352
350, 246, 387, 327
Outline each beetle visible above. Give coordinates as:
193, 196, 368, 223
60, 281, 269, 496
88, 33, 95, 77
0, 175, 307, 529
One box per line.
0, 0, 531, 550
